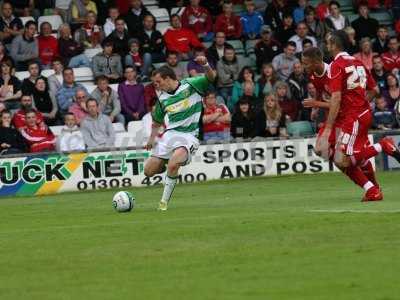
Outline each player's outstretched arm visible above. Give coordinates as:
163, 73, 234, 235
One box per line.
325, 91, 341, 129
195, 55, 216, 82
303, 98, 331, 109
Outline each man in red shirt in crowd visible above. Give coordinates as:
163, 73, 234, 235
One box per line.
319, 31, 400, 201
13, 94, 45, 130
214, 1, 242, 40
381, 36, 400, 73
202, 91, 231, 142
164, 14, 204, 60
181, 0, 214, 42
20, 110, 56, 153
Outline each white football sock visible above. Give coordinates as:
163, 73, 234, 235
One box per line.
363, 181, 374, 191
161, 175, 178, 203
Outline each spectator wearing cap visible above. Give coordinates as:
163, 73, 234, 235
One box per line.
187, 47, 215, 77
214, 1, 242, 40
206, 32, 232, 66
289, 22, 317, 53
74, 11, 104, 49
92, 41, 123, 84
324, 1, 349, 31
58, 23, 91, 68
125, 38, 152, 81
0, 2, 23, 48
240, 0, 264, 40
118, 66, 146, 122
137, 14, 165, 63
164, 14, 204, 60
272, 41, 299, 81
164, 51, 188, 81
10, 20, 38, 71
104, 17, 131, 58
181, 0, 214, 42
351, 2, 379, 41
123, 0, 150, 35
255, 25, 282, 71
230, 97, 256, 139
274, 12, 296, 45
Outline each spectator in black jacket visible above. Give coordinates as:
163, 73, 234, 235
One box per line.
255, 25, 282, 71
104, 17, 131, 58
264, 0, 291, 30
124, 0, 151, 35
351, 2, 379, 41
274, 12, 296, 45
287, 61, 308, 107
230, 97, 256, 139
371, 55, 388, 91
206, 31, 232, 66
137, 14, 165, 63
0, 110, 27, 155
21, 61, 41, 96
372, 25, 389, 55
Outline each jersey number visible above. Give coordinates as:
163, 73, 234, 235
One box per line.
345, 66, 367, 89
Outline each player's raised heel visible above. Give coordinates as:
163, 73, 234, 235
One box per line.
158, 200, 168, 211
362, 186, 383, 202
379, 137, 400, 162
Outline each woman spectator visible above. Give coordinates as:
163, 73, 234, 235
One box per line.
216, 45, 242, 104
58, 23, 91, 68
137, 14, 165, 63
74, 11, 104, 49
231, 97, 256, 139
324, 1, 349, 32
38, 22, 59, 69
32, 78, 58, 126
20, 110, 56, 153
354, 38, 376, 71
344, 26, 359, 55
231, 67, 260, 112
202, 91, 231, 142
258, 63, 278, 97
255, 93, 288, 138
125, 38, 152, 82
373, 95, 397, 130
0, 59, 22, 110
0, 41, 13, 66
0, 110, 27, 155
274, 81, 299, 121
382, 73, 400, 110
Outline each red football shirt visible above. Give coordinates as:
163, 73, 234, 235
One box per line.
328, 52, 376, 124
309, 62, 330, 99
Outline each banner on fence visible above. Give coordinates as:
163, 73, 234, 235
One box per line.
386, 135, 400, 169
0, 138, 343, 197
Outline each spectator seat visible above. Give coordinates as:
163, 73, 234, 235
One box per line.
113, 122, 126, 133
149, 8, 170, 23
20, 16, 35, 26
38, 15, 63, 32
84, 48, 103, 61
49, 125, 64, 136
156, 22, 171, 35
15, 71, 30, 81
286, 121, 314, 137
73, 67, 94, 82
171, 7, 185, 16
41, 69, 55, 77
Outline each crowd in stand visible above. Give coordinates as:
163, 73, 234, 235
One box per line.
0, 0, 400, 156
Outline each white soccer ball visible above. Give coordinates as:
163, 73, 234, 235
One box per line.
112, 191, 134, 212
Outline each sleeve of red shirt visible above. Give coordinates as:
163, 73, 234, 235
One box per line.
328, 62, 343, 93
189, 30, 204, 49
214, 15, 223, 33
365, 67, 377, 91
234, 16, 242, 38
163, 30, 179, 52
181, 7, 190, 29
381, 53, 393, 71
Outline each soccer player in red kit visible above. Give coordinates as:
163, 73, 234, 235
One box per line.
302, 46, 381, 195
319, 31, 400, 201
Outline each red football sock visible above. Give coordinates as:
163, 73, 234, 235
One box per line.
344, 165, 373, 191
361, 160, 379, 187
352, 144, 382, 166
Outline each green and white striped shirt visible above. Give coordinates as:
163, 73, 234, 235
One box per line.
152, 75, 210, 137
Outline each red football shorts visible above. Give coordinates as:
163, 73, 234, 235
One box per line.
336, 109, 372, 156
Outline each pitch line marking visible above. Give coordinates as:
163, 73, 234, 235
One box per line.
308, 209, 400, 214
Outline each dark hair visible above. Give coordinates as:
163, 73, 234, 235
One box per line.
114, 16, 125, 23
283, 11, 293, 19
153, 66, 177, 80
328, 30, 349, 51
0, 109, 11, 117
302, 47, 323, 61
39, 21, 52, 33
25, 20, 37, 29
143, 14, 156, 28
170, 13, 180, 22
235, 95, 254, 118
63, 67, 74, 75
194, 47, 205, 53
35, 76, 47, 86
21, 93, 32, 99
124, 65, 137, 73
224, 44, 235, 51
102, 40, 114, 48
302, 38, 313, 46
238, 66, 255, 83
329, 1, 340, 8
358, 1, 369, 8
52, 56, 63, 65
205, 90, 216, 98
304, 5, 315, 16
386, 73, 399, 87
24, 109, 36, 116
372, 54, 382, 61
166, 50, 179, 57
95, 75, 109, 83
28, 60, 40, 69
86, 98, 98, 106
285, 41, 297, 48
389, 36, 398, 42
64, 112, 74, 118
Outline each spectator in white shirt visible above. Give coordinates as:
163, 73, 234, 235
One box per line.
57, 112, 85, 152
104, 6, 126, 37
289, 22, 317, 53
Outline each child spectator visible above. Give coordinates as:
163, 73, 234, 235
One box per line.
164, 51, 189, 80
57, 113, 85, 152
13, 94, 45, 130
68, 89, 88, 125
181, 0, 214, 42
91, 75, 124, 124
92, 41, 123, 83
125, 38, 152, 82
58, 23, 90, 68
104, 6, 123, 37
38, 22, 59, 69
32, 78, 58, 126
240, 0, 264, 40
255, 93, 288, 138
118, 66, 146, 122
0, 59, 22, 110
216, 45, 242, 104
10, 21, 38, 71
274, 81, 299, 121
21, 61, 41, 96
230, 97, 256, 139
74, 11, 104, 49
187, 47, 213, 77
231, 66, 260, 111
258, 63, 278, 96
214, 0, 242, 40
164, 14, 204, 60
202, 91, 231, 142
137, 14, 165, 63
20, 110, 56, 152
373, 96, 397, 130
0, 110, 27, 155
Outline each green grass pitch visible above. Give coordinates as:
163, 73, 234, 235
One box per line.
0, 172, 400, 300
